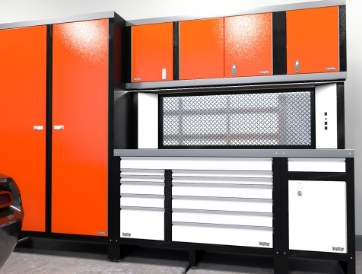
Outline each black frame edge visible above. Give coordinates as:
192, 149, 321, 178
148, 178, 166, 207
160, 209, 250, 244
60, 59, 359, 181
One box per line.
337, 83, 345, 149
339, 6, 347, 72
125, 26, 132, 83
272, 12, 287, 75
164, 170, 172, 242
45, 24, 53, 233
173, 22, 180, 80
20, 231, 108, 243
346, 158, 356, 262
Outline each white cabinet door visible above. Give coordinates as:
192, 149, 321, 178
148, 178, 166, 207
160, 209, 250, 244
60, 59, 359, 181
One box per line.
289, 180, 347, 253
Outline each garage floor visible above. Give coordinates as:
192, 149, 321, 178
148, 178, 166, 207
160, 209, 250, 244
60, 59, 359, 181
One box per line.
1, 239, 361, 274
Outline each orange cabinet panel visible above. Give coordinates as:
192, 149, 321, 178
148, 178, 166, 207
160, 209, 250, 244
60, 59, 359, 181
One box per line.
180, 18, 224, 80
287, 7, 339, 74
0, 26, 47, 232
132, 23, 173, 82
225, 13, 272, 77
52, 19, 109, 236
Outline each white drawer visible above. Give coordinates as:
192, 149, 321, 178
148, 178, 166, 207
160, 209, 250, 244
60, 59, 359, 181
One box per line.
172, 211, 272, 227
173, 223, 273, 248
121, 196, 164, 208
172, 197, 272, 213
121, 183, 164, 195
121, 208, 164, 241
172, 185, 272, 199
288, 158, 345, 172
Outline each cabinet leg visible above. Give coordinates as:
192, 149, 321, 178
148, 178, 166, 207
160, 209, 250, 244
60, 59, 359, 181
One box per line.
189, 250, 206, 269
108, 241, 120, 262
339, 259, 356, 274
273, 254, 289, 274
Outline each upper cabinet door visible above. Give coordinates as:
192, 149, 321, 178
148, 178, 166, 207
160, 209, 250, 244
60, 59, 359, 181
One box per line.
287, 7, 339, 74
132, 23, 173, 82
0, 26, 47, 232
52, 19, 109, 236
180, 18, 224, 80
225, 13, 273, 77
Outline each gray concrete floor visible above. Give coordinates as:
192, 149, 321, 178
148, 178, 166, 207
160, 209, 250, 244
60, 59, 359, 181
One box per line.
1, 239, 361, 274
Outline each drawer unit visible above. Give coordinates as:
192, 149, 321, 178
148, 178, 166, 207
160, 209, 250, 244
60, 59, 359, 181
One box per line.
173, 223, 273, 248
121, 168, 165, 195
172, 197, 273, 213
179, 18, 224, 80
121, 183, 164, 196
173, 210, 272, 227
121, 208, 164, 241
120, 195, 164, 208
289, 180, 347, 253
131, 23, 173, 82
225, 13, 273, 77
287, 6, 340, 74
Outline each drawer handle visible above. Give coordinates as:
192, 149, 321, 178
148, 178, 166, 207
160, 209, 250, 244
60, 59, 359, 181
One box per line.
54, 125, 64, 130
33, 125, 43, 131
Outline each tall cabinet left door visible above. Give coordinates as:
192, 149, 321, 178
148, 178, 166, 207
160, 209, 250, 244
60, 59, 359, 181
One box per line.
0, 26, 47, 232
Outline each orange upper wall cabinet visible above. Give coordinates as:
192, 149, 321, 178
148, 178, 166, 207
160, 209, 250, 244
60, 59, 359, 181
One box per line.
132, 23, 173, 82
287, 6, 339, 74
52, 19, 109, 237
180, 18, 224, 80
225, 13, 273, 77
0, 26, 47, 232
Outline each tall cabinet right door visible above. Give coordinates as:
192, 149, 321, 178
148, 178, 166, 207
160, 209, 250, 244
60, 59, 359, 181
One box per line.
52, 19, 109, 236
287, 6, 339, 74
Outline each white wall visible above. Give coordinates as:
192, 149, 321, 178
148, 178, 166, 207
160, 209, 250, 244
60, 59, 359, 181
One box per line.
1, 0, 361, 234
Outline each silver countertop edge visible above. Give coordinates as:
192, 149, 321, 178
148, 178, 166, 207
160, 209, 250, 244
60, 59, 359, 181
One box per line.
126, 72, 347, 90
126, 0, 346, 26
0, 11, 116, 30
113, 149, 354, 158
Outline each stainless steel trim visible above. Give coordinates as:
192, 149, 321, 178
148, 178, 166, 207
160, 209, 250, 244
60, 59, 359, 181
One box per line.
172, 195, 272, 202
172, 182, 273, 188
0, 11, 115, 30
120, 206, 164, 212
172, 170, 273, 177
126, 0, 346, 26
121, 194, 164, 198
172, 221, 273, 231
125, 72, 347, 90
114, 149, 354, 158
172, 208, 272, 216
121, 174, 164, 180
120, 181, 164, 186
295, 60, 300, 73
232, 64, 237, 76
173, 176, 272, 183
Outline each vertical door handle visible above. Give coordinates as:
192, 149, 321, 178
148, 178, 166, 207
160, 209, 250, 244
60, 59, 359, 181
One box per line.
295, 60, 300, 73
54, 125, 64, 130
33, 126, 44, 131
232, 64, 237, 76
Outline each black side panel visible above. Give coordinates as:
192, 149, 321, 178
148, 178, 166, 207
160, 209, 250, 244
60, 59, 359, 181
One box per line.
280, 159, 289, 251
173, 22, 180, 80
346, 159, 355, 259
339, 6, 347, 72
310, 90, 316, 149
337, 83, 345, 149
46, 25, 53, 233
272, 12, 287, 75
273, 158, 282, 251
132, 93, 139, 149
114, 92, 133, 149
164, 170, 172, 242
125, 26, 132, 83
114, 13, 126, 90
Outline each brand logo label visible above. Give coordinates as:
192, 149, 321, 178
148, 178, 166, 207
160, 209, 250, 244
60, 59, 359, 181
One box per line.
326, 67, 336, 71
260, 70, 270, 75
259, 241, 270, 247
332, 246, 345, 252
97, 231, 106, 235
134, 78, 142, 81
122, 232, 131, 237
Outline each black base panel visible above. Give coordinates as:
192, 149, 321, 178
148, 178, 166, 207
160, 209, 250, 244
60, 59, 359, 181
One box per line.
20, 231, 108, 244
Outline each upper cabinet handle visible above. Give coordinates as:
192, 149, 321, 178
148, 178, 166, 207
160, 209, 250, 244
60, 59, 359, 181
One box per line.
54, 125, 64, 130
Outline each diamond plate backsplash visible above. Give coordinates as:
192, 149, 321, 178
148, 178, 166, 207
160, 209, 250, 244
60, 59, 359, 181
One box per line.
162, 92, 312, 147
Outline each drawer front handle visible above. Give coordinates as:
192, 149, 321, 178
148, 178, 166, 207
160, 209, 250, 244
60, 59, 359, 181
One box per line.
33, 125, 43, 131
54, 125, 64, 130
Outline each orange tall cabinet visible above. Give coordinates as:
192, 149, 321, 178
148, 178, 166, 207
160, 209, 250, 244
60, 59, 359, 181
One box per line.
0, 26, 47, 233
0, 13, 125, 241
287, 6, 341, 74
